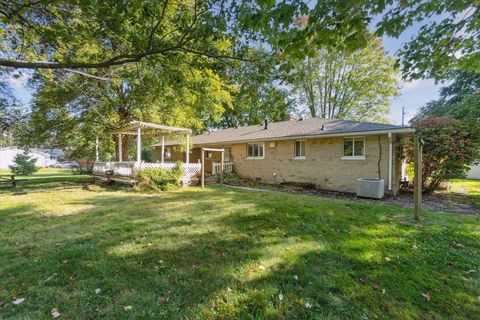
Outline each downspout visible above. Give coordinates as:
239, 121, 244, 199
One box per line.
388, 133, 393, 191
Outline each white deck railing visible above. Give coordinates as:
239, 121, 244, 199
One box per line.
212, 161, 234, 175
93, 162, 202, 185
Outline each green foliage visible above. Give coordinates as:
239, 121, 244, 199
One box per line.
141, 148, 154, 163
407, 117, 480, 193
414, 71, 480, 124
136, 162, 184, 191
378, 3, 479, 81
286, 37, 399, 122
9, 151, 38, 175
218, 49, 294, 128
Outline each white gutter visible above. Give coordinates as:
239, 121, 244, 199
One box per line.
388, 132, 393, 191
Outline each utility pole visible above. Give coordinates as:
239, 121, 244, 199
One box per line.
401, 107, 406, 126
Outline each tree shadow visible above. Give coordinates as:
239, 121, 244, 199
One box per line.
0, 186, 478, 319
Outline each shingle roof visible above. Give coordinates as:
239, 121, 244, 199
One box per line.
155, 118, 412, 147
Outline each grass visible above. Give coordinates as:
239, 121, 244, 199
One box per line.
0, 168, 91, 191
0, 172, 479, 319
450, 179, 480, 208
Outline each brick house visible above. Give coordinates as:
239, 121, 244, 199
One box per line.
152, 118, 414, 195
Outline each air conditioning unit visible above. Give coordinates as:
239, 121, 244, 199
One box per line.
357, 178, 385, 199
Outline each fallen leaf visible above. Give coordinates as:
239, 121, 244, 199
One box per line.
358, 277, 366, 284
124, 306, 133, 311
95, 288, 101, 294
226, 287, 232, 293
385, 257, 391, 262
305, 302, 312, 309
372, 284, 381, 291
158, 296, 166, 304
466, 269, 476, 274
293, 275, 299, 281
421, 291, 431, 302
12, 298, 25, 305
412, 244, 418, 250
51, 308, 61, 318
278, 293, 284, 301
63, 259, 68, 264
0, 301, 5, 308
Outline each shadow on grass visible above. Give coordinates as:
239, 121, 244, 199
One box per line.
0, 186, 479, 319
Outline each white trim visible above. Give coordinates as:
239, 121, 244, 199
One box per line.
341, 156, 366, 160
246, 143, 265, 159
294, 139, 306, 158
343, 136, 365, 158
293, 156, 306, 160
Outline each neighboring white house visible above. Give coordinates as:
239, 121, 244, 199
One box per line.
467, 165, 480, 179
0, 147, 59, 169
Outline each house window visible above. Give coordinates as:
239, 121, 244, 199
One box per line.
246, 143, 264, 159
294, 140, 306, 159
224, 147, 232, 161
343, 137, 365, 159
164, 147, 172, 159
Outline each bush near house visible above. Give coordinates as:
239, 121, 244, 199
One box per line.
136, 161, 184, 191
9, 151, 38, 175
407, 116, 480, 193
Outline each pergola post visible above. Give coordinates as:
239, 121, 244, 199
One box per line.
95, 136, 99, 162
186, 134, 190, 164
201, 147, 205, 189
161, 136, 165, 164
413, 135, 423, 221
388, 133, 392, 191
136, 127, 142, 166
118, 134, 122, 162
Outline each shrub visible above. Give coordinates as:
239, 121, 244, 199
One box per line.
9, 151, 38, 175
407, 116, 480, 192
136, 162, 184, 191
73, 160, 94, 174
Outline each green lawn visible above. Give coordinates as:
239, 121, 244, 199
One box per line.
0, 173, 479, 319
450, 179, 480, 208
0, 168, 91, 191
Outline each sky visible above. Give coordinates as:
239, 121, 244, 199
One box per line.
6, 15, 442, 126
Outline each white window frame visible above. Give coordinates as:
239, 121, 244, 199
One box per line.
164, 147, 172, 160
294, 140, 306, 160
341, 136, 365, 160
246, 143, 265, 159
224, 147, 232, 161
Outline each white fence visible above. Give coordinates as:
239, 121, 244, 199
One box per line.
212, 161, 234, 175
93, 162, 202, 185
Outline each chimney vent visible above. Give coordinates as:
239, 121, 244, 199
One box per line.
264, 119, 268, 130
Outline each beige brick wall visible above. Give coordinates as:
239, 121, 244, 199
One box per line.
153, 134, 403, 194
230, 135, 398, 194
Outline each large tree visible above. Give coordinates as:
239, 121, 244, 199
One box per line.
1, 0, 476, 82
18, 57, 234, 159
218, 50, 293, 128
287, 37, 399, 122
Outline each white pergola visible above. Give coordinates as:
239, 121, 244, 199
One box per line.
96, 121, 191, 164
